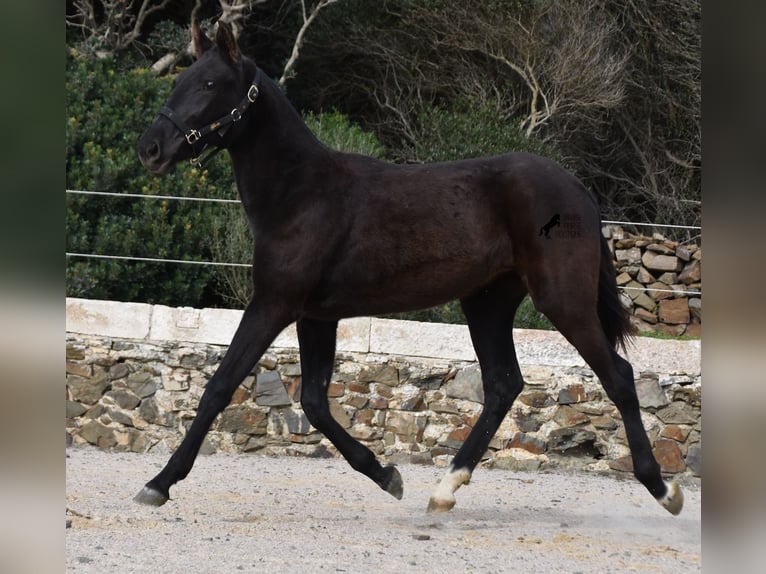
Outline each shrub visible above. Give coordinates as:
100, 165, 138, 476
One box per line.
66, 49, 238, 307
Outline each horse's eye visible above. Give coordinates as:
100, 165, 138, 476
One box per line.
204, 80, 215, 90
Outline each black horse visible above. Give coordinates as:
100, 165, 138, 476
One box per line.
136, 21, 682, 515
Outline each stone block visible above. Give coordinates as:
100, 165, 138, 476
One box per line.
103, 389, 141, 410
327, 381, 345, 397
635, 374, 669, 408
557, 384, 586, 404
625, 280, 645, 300
518, 391, 554, 408
344, 393, 370, 409
386, 411, 423, 438
679, 260, 701, 284
445, 364, 483, 403
615, 247, 642, 264
283, 408, 312, 435
163, 372, 190, 391
660, 425, 691, 442
254, 371, 292, 406
553, 405, 590, 427
79, 420, 116, 448
633, 292, 657, 312
657, 272, 678, 284
685, 323, 701, 338
659, 298, 690, 324
369, 396, 389, 409
492, 449, 546, 471
393, 386, 425, 411
646, 242, 676, 255
648, 282, 673, 300
636, 267, 655, 284
508, 432, 547, 454
358, 363, 400, 386
608, 455, 634, 473
67, 371, 111, 405
688, 297, 701, 321
634, 308, 657, 324
369, 318, 475, 361
217, 405, 268, 434
66, 400, 87, 419
656, 401, 698, 425
66, 298, 152, 339
513, 412, 543, 432
591, 415, 618, 430
66, 361, 92, 378
230, 386, 250, 405
329, 400, 351, 428
126, 372, 157, 398
546, 427, 597, 453
653, 439, 686, 473
443, 425, 472, 449
675, 246, 692, 261
615, 272, 632, 286
642, 251, 682, 272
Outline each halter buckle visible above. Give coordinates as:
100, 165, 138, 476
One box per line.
185, 129, 201, 145
247, 84, 259, 103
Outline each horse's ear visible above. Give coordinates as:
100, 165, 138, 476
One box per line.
215, 20, 241, 63
191, 19, 213, 59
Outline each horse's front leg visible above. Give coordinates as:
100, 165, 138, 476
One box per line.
134, 300, 292, 506
297, 318, 403, 499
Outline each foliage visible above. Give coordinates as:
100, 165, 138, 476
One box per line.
404, 100, 561, 164
66, 48, 238, 307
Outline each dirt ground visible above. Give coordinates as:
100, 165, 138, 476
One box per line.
66, 447, 700, 573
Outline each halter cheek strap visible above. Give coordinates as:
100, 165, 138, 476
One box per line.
158, 68, 262, 168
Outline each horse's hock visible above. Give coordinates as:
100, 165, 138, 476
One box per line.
65, 298, 701, 480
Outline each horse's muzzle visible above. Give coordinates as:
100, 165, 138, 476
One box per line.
138, 132, 175, 175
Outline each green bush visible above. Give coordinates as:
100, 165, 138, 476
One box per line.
66, 48, 239, 307
406, 100, 561, 164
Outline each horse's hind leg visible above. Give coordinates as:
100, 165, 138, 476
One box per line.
297, 318, 403, 499
428, 275, 527, 512
530, 284, 684, 515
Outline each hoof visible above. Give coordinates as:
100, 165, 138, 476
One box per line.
134, 485, 169, 507
426, 496, 455, 513
382, 465, 404, 500
657, 480, 684, 515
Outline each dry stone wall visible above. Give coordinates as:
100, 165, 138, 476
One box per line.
604, 225, 702, 337
66, 299, 701, 479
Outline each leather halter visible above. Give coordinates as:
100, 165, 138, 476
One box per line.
158, 68, 262, 168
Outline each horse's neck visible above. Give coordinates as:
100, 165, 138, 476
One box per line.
229, 70, 329, 208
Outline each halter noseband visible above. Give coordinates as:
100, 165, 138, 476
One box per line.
158, 68, 262, 168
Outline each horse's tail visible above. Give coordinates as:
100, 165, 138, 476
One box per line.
597, 233, 636, 352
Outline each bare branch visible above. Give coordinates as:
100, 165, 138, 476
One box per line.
278, 0, 339, 88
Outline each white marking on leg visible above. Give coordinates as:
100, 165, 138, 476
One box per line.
657, 479, 684, 515
427, 466, 471, 512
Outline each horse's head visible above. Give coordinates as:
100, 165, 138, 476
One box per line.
138, 20, 258, 175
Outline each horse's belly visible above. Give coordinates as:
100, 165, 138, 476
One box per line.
304, 256, 512, 320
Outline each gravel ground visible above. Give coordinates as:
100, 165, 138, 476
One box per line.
66, 447, 700, 573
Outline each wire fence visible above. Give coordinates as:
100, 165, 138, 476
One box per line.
65, 189, 702, 296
